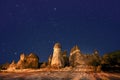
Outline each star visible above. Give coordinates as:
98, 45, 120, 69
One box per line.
54, 8, 57, 11
14, 52, 17, 55
16, 4, 19, 7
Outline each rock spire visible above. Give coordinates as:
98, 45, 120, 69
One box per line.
51, 43, 64, 68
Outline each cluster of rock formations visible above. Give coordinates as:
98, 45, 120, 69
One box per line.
48, 43, 100, 67
6, 43, 101, 71
7, 53, 39, 71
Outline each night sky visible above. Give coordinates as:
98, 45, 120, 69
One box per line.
0, 0, 120, 64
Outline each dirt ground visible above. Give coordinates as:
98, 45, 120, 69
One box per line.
0, 70, 120, 80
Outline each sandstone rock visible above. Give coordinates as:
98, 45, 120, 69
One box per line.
40, 62, 47, 68
16, 53, 26, 69
51, 43, 64, 68
20, 53, 26, 61
69, 46, 101, 72
69, 45, 81, 67
26, 53, 39, 68
48, 54, 52, 66
54, 43, 61, 48
7, 60, 16, 71
16, 60, 26, 69
16, 53, 39, 69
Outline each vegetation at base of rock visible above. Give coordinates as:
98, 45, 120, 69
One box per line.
101, 50, 120, 72
0, 62, 10, 70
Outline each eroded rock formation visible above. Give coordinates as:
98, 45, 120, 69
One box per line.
7, 53, 39, 70
51, 43, 64, 68
69, 45, 81, 67
16, 53, 26, 69
69, 45, 101, 71
9, 53, 39, 69
7, 60, 16, 71
5, 42, 102, 72
26, 53, 39, 68
48, 54, 52, 66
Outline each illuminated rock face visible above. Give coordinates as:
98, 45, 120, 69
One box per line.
16, 53, 26, 69
51, 43, 64, 68
7, 61, 16, 71
20, 53, 26, 61
69, 45, 82, 67
16, 53, 39, 69
48, 54, 52, 66
69, 45, 101, 71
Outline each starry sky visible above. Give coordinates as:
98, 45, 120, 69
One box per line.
0, 0, 120, 64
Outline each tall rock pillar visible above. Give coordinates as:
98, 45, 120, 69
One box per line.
51, 43, 64, 68
69, 45, 81, 67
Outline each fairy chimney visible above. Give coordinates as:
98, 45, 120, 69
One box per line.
69, 45, 81, 67
51, 43, 64, 68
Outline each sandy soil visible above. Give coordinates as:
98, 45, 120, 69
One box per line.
0, 70, 120, 80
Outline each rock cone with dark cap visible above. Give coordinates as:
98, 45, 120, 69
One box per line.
51, 43, 64, 68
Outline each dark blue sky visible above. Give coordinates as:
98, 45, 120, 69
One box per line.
0, 0, 120, 64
